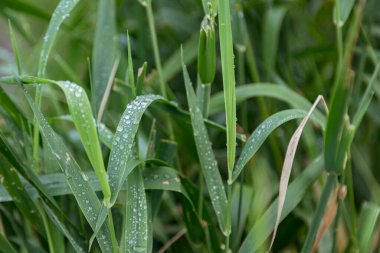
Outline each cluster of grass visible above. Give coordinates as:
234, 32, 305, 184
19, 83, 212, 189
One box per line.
0, 0, 380, 252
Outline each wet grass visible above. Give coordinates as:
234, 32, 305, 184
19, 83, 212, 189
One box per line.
0, 0, 380, 252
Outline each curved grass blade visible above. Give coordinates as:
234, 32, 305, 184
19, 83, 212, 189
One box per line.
269, 95, 327, 250
0, 233, 17, 253
232, 109, 309, 183
357, 202, 380, 252
0, 153, 44, 234
42, 202, 86, 253
0, 166, 187, 202
238, 157, 323, 253
107, 94, 164, 206
182, 60, 227, 233
56, 81, 111, 204
125, 168, 148, 253
18, 83, 118, 253
92, 0, 117, 118
0, 0, 50, 20
38, 0, 79, 76
209, 84, 326, 126
16, 77, 111, 204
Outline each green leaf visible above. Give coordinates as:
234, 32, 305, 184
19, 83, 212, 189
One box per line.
0, 233, 17, 253
125, 168, 148, 253
218, 0, 236, 177
18, 82, 118, 253
334, 0, 355, 27
210, 83, 326, 126
357, 202, 380, 253
182, 59, 228, 233
0, 153, 45, 234
107, 94, 164, 206
38, 0, 79, 77
0, 0, 50, 20
232, 109, 308, 183
92, 0, 117, 118
42, 202, 86, 253
238, 157, 324, 253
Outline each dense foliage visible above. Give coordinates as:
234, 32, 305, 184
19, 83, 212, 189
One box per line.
0, 0, 379, 252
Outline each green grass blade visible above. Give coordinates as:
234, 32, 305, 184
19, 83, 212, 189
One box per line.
357, 202, 380, 252
182, 59, 227, 233
56, 81, 110, 204
136, 62, 147, 96
125, 168, 148, 253
0, 153, 45, 234
92, 0, 117, 118
0, 86, 27, 129
38, 0, 79, 77
263, 6, 286, 79
333, 0, 355, 27
238, 157, 324, 253
0, 0, 50, 20
210, 84, 326, 126
162, 34, 199, 82
18, 82, 118, 253
0, 233, 17, 253
218, 0, 236, 178
107, 94, 163, 206
42, 202, 86, 253
0, 166, 187, 202
232, 109, 308, 183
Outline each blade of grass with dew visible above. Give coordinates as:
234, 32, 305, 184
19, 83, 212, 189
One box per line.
269, 95, 327, 250
38, 0, 79, 76
19, 77, 112, 205
42, 202, 86, 253
125, 168, 148, 253
0, 166, 188, 202
218, 0, 236, 180
18, 83, 118, 253
92, 0, 117, 118
107, 94, 164, 206
182, 59, 227, 233
210, 84, 326, 125
238, 156, 324, 253
357, 202, 380, 252
232, 109, 311, 183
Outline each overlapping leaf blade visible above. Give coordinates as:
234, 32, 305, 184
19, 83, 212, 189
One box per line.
210, 84, 326, 126
19, 83, 117, 253
38, 0, 79, 76
232, 109, 308, 182
182, 61, 227, 233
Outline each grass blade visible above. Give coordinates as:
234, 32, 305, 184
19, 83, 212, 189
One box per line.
210, 84, 326, 126
38, 0, 79, 77
182, 59, 228, 233
269, 95, 327, 250
125, 168, 148, 253
232, 109, 309, 183
357, 202, 380, 252
42, 202, 86, 253
92, 0, 117, 118
18, 82, 118, 253
0, 233, 17, 253
107, 94, 163, 206
238, 157, 324, 253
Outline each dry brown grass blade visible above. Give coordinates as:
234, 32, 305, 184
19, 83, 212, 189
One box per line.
311, 185, 347, 253
269, 95, 328, 251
